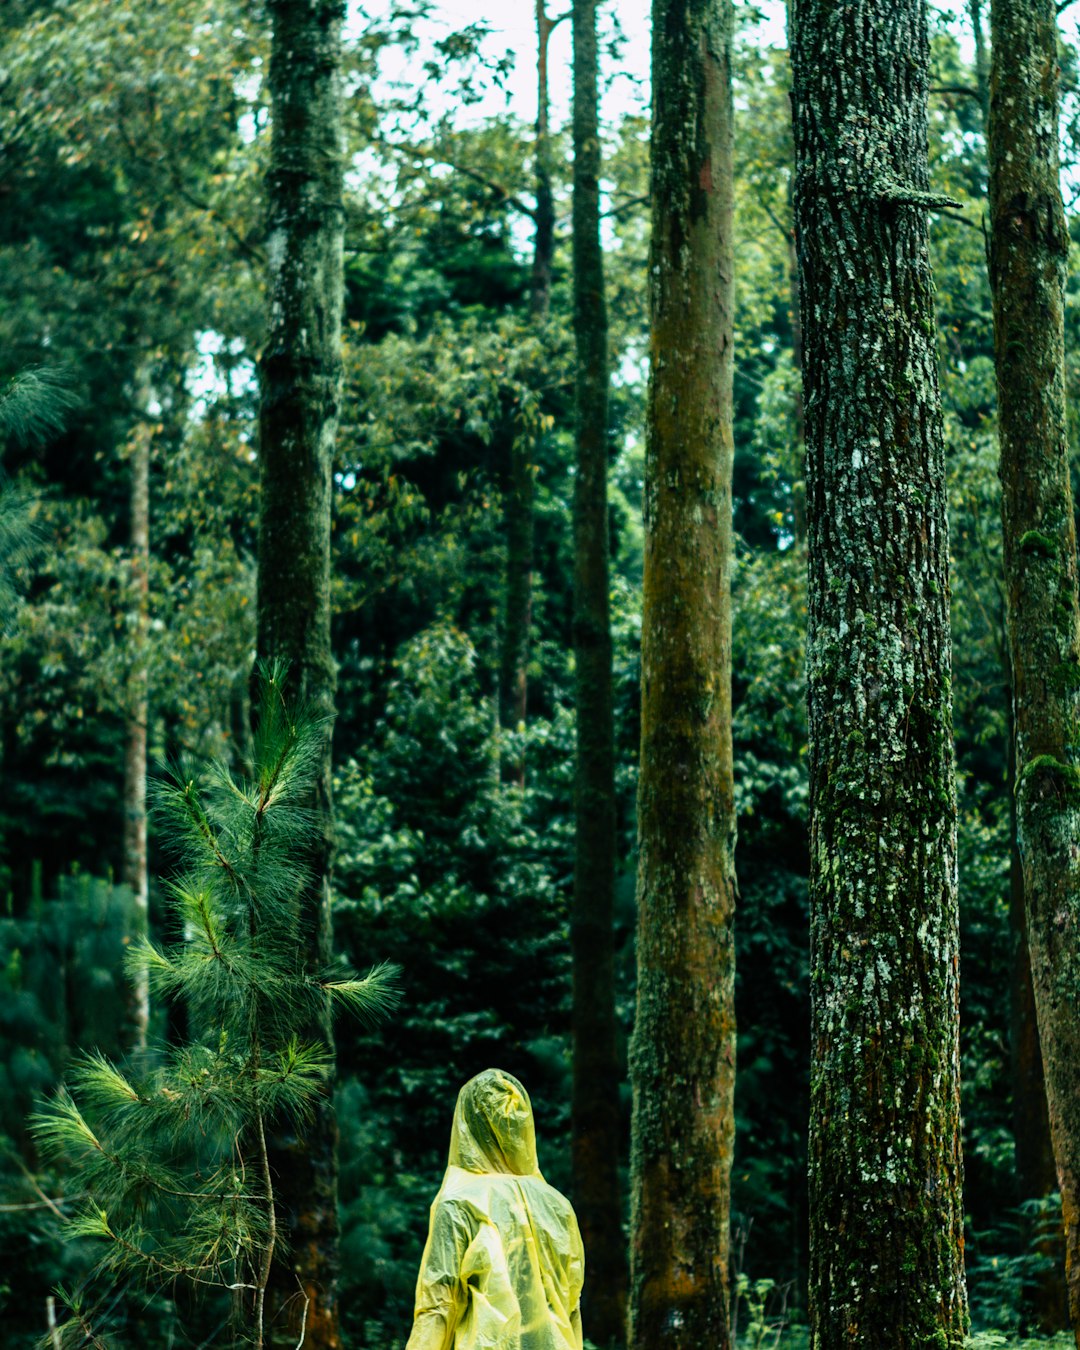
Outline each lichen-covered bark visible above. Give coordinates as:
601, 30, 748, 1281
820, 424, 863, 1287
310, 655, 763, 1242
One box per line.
571, 1, 627, 1343
988, 2, 1080, 1340
792, 1, 968, 1345
629, 2, 736, 1349
257, 2, 345, 1345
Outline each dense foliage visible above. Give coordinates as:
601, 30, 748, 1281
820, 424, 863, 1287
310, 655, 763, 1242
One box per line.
2, 0, 1079, 1345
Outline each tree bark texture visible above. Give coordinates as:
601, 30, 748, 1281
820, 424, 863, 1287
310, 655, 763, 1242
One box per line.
629, 1, 736, 1348
257, 2, 345, 1345
571, 1, 627, 1344
122, 409, 150, 1052
988, 1, 1080, 1340
792, 1, 968, 1346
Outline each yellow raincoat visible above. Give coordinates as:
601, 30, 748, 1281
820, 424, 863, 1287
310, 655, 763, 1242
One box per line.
405, 1069, 585, 1350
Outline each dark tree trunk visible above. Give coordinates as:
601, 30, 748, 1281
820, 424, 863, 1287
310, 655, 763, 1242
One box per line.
498, 0, 556, 787
1007, 661, 1069, 1334
792, 1, 969, 1345
571, 1, 627, 1344
530, 0, 556, 324
629, 0, 736, 1348
989, 1, 1080, 1340
122, 408, 150, 1052
969, 0, 991, 124
965, 3, 1066, 1325
256, 2, 345, 1345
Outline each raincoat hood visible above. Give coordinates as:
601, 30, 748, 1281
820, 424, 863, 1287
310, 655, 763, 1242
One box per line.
448, 1069, 539, 1177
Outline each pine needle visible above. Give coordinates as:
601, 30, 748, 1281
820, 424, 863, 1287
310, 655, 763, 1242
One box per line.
320, 961, 402, 1025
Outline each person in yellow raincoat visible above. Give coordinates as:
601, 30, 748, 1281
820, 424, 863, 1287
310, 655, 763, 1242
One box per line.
405, 1068, 585, 1350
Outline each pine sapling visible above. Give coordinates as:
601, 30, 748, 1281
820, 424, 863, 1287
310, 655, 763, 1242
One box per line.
33, 665, 399, 1349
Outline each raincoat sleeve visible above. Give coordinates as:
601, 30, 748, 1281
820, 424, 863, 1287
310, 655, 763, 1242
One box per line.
405, 1196, 473, 1350
568, 1208, 585, 1350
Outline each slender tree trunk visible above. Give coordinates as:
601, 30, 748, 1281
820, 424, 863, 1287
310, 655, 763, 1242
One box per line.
530, 0, 556, 324
784, 0, 806, 546
969, 0, 991, 125
989, 2, 1080, 1340
122, 398, 151, 1052
1007, 655, 1069, 1334
571, 1, 627, 1343
257, 2, 345, 1345
629, 1, 736, 1348
792, 1, 969, 1345
968, 3, 1066, 1325
499, 1, 558, 786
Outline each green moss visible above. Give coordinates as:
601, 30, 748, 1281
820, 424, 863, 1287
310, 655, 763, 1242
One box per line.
1018, 528, 1058, 559
1050, 659, 1080, 694
1020, 754, 1080, 804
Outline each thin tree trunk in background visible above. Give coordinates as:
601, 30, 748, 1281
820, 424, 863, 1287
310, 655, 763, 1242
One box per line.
792, 0, 968, 1344
571, 0, 626, 1343
499, 1, 559, 786
629, 0, 736, 1346
530, 0, 556, 324
969, 0, 991, 124
969, 0, 1066, 1326
122, 403, 150, 1052
989, 1, 1080, 1340
783, 0, 806, 546
257, 2, 345, 1345
1007, 657, 1069, 1334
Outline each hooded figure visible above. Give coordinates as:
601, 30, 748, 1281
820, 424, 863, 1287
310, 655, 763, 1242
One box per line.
405, 1069, 585, 1350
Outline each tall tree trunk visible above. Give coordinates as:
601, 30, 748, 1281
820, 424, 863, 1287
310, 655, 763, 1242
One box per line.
530, 0, 556, 324
792, 1, 969, 1346
1007, 652, 1069, 1334
989, 1, 1080, 1340
969, 2, 1066, 1325
783, 0, 806, 547
571, 1, 627, 1343
257, 2, 345, 1345
122, 407, 150, 1052
629, 0, 736, 1347
969, 0, 991, 125
498, 2, 556, 788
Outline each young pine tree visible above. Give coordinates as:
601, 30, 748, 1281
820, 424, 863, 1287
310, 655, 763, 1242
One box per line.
33, 667, 398, 1350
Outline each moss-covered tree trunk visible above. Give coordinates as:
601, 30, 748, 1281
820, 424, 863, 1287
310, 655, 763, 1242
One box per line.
1007, 668, 1069, 1333
571, 0, 627, 1343
966, 5, 1065, 1324
629, 1, 736, 1348
989, 1, 1080, 1339
256, 2, 345, 1345
792, 1, 968, 1345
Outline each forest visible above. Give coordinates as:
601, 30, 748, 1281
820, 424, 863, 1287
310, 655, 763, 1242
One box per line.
2, 0, 1080, 1347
